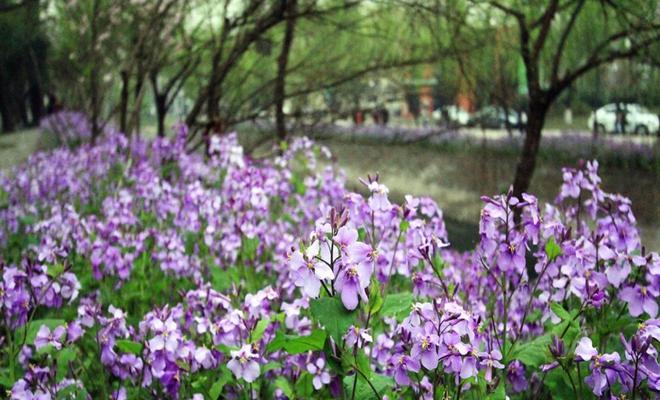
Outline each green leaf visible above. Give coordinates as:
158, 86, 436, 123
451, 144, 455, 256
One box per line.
241, 236, 260, 261
0, 371, 14, 389
210, 266, 239, 292
252, 318, 271, 343
527, 309, 542, 323
543, 366, 587, 399
399, 220, 410, 233
355, 351, 371, 379
486, 380, 506, 400
115, 340, 143, 355
295, 372, 314, 397
266, 329, 327, 355
55, 384, 88, 400
263, 361, 282, 373
380, 292, 414, 321
510, 334, 552, 367
47, 263, 65, 278
56, 347, 77, 381
209, 367, 232, 399
291, 174, 306, 195
550, 303, 571, 321
545, 237, 562, 262
184, 231, 198, 255
342, 373, 393, 400
310, 297, 357, 343
367, 279, 383, 315
275, 376, 294, 398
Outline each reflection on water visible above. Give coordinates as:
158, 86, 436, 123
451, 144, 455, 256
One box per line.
321, 140, 659, 251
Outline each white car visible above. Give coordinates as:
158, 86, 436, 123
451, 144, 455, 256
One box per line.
588, 103, 659, 135
432, 105, 471, 126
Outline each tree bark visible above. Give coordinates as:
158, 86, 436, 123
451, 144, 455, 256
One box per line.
155, 94, 166, 137
274, 0, 297, 140
25, 2, 44, 126
0, 71, 15, 132
512, 101, 548, 198
89, 0, 101, 141
119, 70, 130, 133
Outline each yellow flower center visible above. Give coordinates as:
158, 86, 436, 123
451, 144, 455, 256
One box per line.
508, 243, 516, 253
421, 337, 430, 350
641, 287, 647, 296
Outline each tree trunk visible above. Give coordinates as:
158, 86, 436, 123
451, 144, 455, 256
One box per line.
512, 102, 547, 198
27, 82, 43, 126
19, 93, 29, 126
0, 72, 15, 132
25, 1, 44, 126
119, 70, 129, 133
205, 50, 222, 126
155, 94, 166, 137
129, 75, 145, 135
90, 70, 100, 140
89, 0, 101, 142
274, 0, 297, 140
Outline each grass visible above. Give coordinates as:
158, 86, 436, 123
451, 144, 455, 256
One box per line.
544, 113, 590, 131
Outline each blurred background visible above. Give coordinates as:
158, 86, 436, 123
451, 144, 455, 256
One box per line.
1, 0, 659, 249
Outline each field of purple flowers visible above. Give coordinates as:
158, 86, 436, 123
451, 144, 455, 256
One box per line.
0, 118, 658, 399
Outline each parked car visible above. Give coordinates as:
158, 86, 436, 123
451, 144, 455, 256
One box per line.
472, 106, 527, 130
587, 103, 659, 135
432, 105, 471, 127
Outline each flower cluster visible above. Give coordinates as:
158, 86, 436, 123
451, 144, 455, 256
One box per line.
0, 125, 657, 399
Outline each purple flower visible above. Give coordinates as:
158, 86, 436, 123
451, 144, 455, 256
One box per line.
575, 337, 598, 361
411, 325, 440, 370
498, 239, 526, 275
306, 358, 331, 390
366, 181, 391, 211
289, 240, 335, 298
66, 321, 84, 344
391, 354, 421, 386
479, 349, 504, 382
334, 263, 371, 310
507, 360, 528, 393
373, 334, 394, 366
148, 318, 181, 352
605, 262, 630, 287
343, 325, 372, 348
575, 337, 623, 396
193, 346, 215, 370
227, 344, 260, 383
334, 226, 358, 254
620, 285, 658, 318
34, 324, 66, 350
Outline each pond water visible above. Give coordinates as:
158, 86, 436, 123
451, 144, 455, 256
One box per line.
320, 140, 660, 251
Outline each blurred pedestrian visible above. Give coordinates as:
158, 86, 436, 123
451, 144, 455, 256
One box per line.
615, 103, 626, 134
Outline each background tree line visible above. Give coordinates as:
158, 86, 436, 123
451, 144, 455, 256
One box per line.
1, 0, 659, 195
